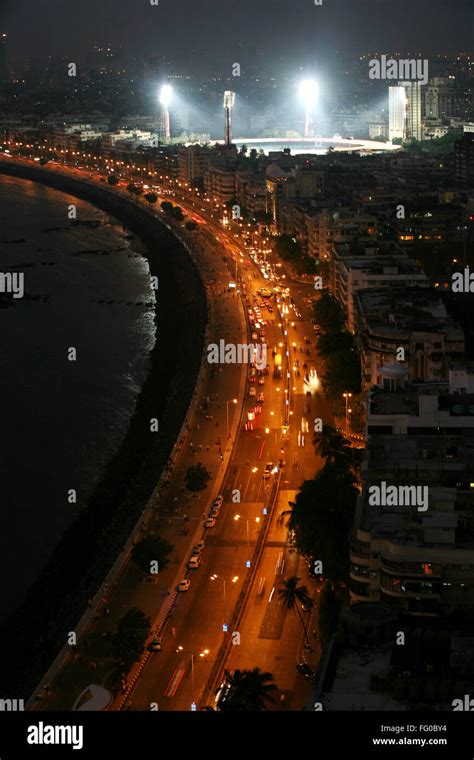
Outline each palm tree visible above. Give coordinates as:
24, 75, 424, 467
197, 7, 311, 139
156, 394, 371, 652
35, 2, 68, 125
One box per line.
217, 668, 278, 711
313, 424, 354, 470
278, 576, 313, 649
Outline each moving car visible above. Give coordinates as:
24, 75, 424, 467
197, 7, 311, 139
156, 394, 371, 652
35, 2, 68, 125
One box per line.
249, 387, 257, 397
178, 579, 191, 592
263, 462, 274, 479
214, 495, 223, 507
215, 679, 232, 708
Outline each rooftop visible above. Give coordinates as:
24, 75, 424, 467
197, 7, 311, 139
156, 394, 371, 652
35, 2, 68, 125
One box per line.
368, 383, 474, 418
320, 647, 406, 711
356, 286, 464, 339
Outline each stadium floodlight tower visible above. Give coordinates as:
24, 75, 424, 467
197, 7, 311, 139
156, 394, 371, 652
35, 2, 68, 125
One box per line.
299, 79, 318, 138
223, 90, 236, 147
159, 84, 173, 143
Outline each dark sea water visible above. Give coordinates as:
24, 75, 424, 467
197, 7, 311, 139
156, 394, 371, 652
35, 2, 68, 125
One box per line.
0, 175, 156, 620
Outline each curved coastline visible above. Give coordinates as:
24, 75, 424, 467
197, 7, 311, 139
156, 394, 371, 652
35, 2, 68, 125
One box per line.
0, 162, 208, 694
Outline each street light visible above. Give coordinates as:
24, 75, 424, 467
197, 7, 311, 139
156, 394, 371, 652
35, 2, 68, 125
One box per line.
226, 398, 238, 439
176, 646, 209, 702
234, 514, 249, 547
210, 574, 238, 625
234, 514, 261, 548
343, 392, 353, 433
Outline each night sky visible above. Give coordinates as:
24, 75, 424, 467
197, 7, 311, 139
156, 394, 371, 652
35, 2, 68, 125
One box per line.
1, 0, 473, 64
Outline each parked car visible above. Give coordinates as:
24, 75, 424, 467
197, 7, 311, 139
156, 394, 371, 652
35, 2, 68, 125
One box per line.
249, 387, 257, 397
214, 495, 223, 507
148, 636, 163, 652
297, 662, 314, 679
178, 579, 191, 592
188, 555, 201, 569
205, 517, 216, 528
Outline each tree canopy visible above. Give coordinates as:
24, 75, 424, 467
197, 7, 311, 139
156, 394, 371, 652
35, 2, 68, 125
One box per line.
217, 668, 278, 711
289, 464, 358, 582
112, 608, 151, 667
185, 462, 211, 492
312, 292, 345, 332
132, 536, 174, 574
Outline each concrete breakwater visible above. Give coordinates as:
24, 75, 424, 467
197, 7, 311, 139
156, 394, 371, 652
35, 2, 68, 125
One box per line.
0, 162, 208, 695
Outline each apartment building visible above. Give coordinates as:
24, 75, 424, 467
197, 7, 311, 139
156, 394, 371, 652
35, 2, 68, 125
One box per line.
306, 209, 378, 262
235, 169, 267, 214
177, 144, 210, 186
265, 160, 324, 232
205, 159, 237, 204
354, 287, 465, 389
330, 241, 429, 332
350, 378, 474, 617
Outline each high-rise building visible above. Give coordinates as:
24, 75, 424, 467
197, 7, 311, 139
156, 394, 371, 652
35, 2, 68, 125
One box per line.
404, 81, 422, 141
0, 34, 8, 85
455, 132, 474, 185
388, 86, 406, 142
389, 82, 422, 142
425, 77, 455, 119
424, 77, 473, 121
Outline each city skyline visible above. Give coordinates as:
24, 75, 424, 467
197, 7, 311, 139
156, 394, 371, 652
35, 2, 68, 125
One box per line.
1, 1, 474, 750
